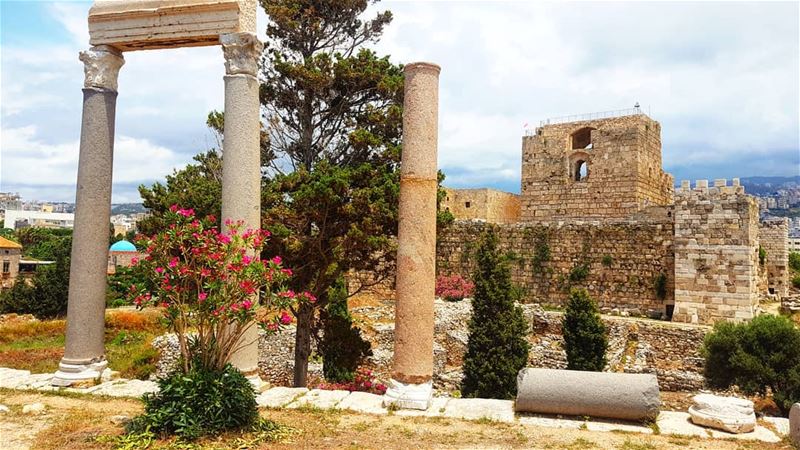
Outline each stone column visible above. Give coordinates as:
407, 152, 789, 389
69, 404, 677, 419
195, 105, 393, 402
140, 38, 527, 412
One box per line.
53, 46, 124, 387
384, 62, 440, 410
219, 32, 265, 389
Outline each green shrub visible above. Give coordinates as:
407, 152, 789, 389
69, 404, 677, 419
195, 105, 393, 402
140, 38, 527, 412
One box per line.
654, 272, 668, 300
531, 230, 551, 274
562, 288, 608, 371
461, 228, 530, 399
318, 277, 371, 382
601, 255, 614, 267
789, 251, 800, 272
793, 275, 800, 289
758, 246, 767, 266
0, 236, 70, 319
702, 314, 800, 414
127, 363, 258, 440
568, 263, 590, 283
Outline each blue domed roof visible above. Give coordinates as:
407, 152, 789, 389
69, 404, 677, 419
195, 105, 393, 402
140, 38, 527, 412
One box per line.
109, 240, 137, 252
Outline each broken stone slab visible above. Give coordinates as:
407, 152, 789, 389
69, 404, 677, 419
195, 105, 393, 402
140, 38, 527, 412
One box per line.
517, 414, 586, 430
515, 368, 660, 421
336, 391, 388, 415
791, 403, 800, 447
442, 398, 515, 423
688, 393, 755, 434
256, 387, 309, 408
656, 411, 711, 438
584, 419, 653, 434
762, 416, 790, 436
22, 403, 45, 414
92, 379, 159, 398
394, 396, 450, 417
285, 389, 349, 409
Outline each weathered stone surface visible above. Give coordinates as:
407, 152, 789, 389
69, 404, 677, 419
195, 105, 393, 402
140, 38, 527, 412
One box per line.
517, 414, 585, 429
762, 416, 790, 436
22, 403, 45, 414
285, 389, 349, 409
88, 0, 257, 51
92, 380, 158, 397
515, 368, 660, 421
0, 404, 9, 414
442, 398, 515, 423
688, 394, 755, 434
336, 391, 387, 415
394, 397, 450, 418
110, 415, 131, 425
790, 403, 800, 447
255, 387, 308, 408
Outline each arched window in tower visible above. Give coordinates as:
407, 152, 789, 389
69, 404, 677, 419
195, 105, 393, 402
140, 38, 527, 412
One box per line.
570, 127, 595, 150
574, 160, 588, 181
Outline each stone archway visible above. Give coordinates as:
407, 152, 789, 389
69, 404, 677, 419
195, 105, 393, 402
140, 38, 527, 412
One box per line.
53, 0, 263, 387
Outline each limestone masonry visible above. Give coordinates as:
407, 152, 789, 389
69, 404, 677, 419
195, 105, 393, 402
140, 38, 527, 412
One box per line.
440, 110, 789, 324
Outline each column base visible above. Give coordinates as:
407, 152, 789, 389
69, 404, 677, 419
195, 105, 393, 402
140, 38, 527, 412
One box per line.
382, 379, 433, 410
52, 359, 108, 387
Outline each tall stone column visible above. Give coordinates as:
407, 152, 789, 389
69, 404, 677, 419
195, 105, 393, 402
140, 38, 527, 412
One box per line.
53, 46, 124, 386
384, 62, 440, 410
219, 32, 265, 388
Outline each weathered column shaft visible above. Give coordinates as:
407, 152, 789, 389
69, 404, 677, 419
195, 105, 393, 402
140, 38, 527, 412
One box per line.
219, 32, 263, 376
54, 46, 124, 386
385, 62, 440, 409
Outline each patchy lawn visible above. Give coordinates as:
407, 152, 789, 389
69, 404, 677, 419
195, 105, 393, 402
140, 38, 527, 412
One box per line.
0, 390, 794, 450
0, 309, 165, 380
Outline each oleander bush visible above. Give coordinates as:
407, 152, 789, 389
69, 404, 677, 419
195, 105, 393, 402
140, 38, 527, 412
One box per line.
435, 274, 475, 301
562, 288, 608, 371
703, 314, 800, 415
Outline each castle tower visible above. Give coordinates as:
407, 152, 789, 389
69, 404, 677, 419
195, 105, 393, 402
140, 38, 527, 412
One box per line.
521, 112, 674, 221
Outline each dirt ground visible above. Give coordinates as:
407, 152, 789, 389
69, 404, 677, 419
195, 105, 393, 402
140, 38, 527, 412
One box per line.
0, 389, 793, 450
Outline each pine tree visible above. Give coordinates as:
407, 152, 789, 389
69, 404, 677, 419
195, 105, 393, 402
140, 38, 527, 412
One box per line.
461, 228, 530, 399
562, 288, 608, 371
318, 277, 372, 382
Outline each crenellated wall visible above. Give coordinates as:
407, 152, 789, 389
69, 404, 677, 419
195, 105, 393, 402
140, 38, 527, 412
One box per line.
672, 179, 761, 324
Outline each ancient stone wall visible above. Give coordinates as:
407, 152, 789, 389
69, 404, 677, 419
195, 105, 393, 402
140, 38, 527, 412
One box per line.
442, 188, 521, 224
520, 114, 673, 222
437, 215, 675, 316
759, 218, 789, 299
673, 179, 760, 324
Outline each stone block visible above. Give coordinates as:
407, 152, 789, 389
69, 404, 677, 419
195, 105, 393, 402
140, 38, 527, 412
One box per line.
442, 398, 515, 423
515, 368, 660, 421
337, 392, 388, 415
688, 393, 755, 434
256, 387, 308, 408
285, 389, 349, 409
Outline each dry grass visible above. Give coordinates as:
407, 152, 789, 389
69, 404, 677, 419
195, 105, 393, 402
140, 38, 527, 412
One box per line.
0, 308, 166, 379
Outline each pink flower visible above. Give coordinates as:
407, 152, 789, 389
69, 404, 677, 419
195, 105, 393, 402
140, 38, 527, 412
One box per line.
279, 311, 292, 325
169, 204, 179, 212
155, 267, 164, 274
218, 235, 231, 244
177, 208, 194, 217
169, 257, 179, 268
242, 299, 253, 310
200, 268, 211, 277
282, 268, 293, 277
198, 292, 208, 301
131, 257, 139, 265
271, 256, 282, 265
242, 255, 253, 265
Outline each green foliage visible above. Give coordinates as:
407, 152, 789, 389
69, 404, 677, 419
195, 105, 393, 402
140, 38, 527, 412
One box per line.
531, 229, 551, 274
568, 263, 590, 283
127, 363, 258, 440
461, 228, 530, 399
654, 272, 668, 300
601, 255, 614, 267
793, 274, 800, 289
14, 227, 72, 260
137, 150, 223, 236
562, 288, 608, 371
758, 245, 767, 266
702, 314, 800, 414
318, 277, 371, 382
0, 235, 71, 319
789, 251, 800, 272
107, 264, 154, 307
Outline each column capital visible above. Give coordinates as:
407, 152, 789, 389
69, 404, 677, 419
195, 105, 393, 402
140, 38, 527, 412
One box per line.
79, 45, 124, 92
221, 32, 263, 77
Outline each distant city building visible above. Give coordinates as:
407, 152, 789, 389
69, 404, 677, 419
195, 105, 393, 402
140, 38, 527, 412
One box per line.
0, 192, 22, 212
789, 236, 800, 253
4, 210, 75, 230
0, 236, 22, 289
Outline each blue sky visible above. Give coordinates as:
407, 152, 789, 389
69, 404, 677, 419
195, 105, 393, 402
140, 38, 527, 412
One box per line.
1, 0, 798, 202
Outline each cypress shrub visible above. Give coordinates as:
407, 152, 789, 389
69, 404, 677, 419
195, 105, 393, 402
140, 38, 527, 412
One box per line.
562, 288, 608, 371
461, 228, 530, 399
318, 276, 371, 382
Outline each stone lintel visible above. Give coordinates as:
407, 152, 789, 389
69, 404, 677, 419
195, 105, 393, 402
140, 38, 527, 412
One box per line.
88, 0, 256, 51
